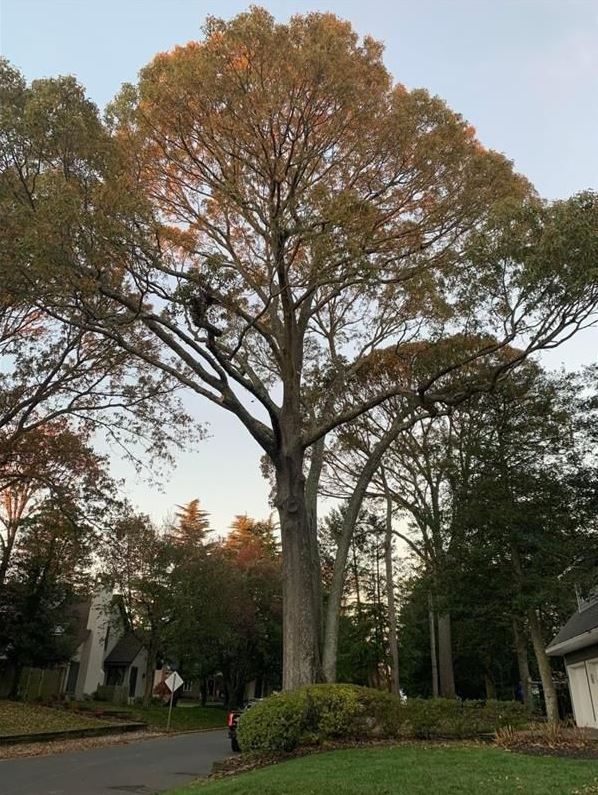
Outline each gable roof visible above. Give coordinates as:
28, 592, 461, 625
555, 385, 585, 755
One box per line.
547, 600, 598, 656
104, 633, 143, 665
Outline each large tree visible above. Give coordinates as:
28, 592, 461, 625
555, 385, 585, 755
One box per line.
11, 11, 598, 687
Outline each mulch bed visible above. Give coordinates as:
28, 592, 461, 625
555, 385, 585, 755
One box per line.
498, 727, 598, 760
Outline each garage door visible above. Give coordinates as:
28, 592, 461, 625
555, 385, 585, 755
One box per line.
568, 662, 597, 728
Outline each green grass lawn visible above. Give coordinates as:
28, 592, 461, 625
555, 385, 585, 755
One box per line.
165, 745, 598, 795
0, 700, 112, 736
129, 704, 227, 731
74, 701, 227, 732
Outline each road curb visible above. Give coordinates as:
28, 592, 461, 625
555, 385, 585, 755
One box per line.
0, 722, 147, 746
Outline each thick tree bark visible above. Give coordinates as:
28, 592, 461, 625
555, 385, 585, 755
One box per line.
437, 612, 456, 698
276, 447, 323, 689
512, 616, 533, 710
428, 592, 439, 698
383, 478, 400, 696
528, 608, 559, 721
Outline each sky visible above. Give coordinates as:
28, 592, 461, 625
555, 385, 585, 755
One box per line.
1, 0, 597, 532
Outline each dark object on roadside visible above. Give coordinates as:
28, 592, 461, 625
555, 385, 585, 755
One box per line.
227, 700, 259, 752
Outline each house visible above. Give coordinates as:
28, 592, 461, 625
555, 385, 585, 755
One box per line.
546, 594, 598, 728
63, 590, 116, 699
61, 591, 147, 702
0, 588, 153, 702
102, 632, 147, 700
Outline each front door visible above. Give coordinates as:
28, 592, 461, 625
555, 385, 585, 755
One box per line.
129, 666, 138, 699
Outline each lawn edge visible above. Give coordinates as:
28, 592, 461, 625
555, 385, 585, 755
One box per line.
0, 721, 146, 745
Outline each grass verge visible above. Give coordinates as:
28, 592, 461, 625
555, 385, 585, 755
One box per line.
164, 744, 598, 794
73, 701, 227, 732
0, 700, 112, 736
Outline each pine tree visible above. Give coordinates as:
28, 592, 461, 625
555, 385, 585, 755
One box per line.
225, 515, 279, 563
173, 499, 211, 547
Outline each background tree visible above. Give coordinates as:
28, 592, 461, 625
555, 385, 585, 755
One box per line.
0, 422, 115, 590
172, 498, 211, 547
168, 513, 282, 706
383, 366, 598, 717
225, 514, 279, 561
320, 506, 394, 689
101, 510, 175, 706
0, 501, 96, 695
0, 58, 194, 475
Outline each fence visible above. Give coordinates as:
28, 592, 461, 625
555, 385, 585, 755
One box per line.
17, 666, 66, 701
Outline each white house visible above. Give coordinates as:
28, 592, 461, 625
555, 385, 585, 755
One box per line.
546, 595, 598, 728
63, 591, 148, 701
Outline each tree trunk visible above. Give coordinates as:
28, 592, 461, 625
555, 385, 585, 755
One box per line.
528, 608, 559, 721
383, 479, 400, 696
512, 617, 533, 710
275, 448, 323, 689
0, 522, 18, 591
428, 592, 439, 698
143, 646, 157, 707
305, 438, 325, 643
322, 418, 406, 682
484, 668, 496, 700
437, 612, 456, 698
9, 664, 23, 699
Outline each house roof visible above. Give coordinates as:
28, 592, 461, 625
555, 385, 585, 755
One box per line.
547, 599, 598, 656
104, 633, 143, 665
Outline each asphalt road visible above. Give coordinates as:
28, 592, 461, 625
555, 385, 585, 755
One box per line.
0, 730, 231, 795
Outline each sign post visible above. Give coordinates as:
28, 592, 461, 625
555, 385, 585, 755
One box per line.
165, 671, 184, 731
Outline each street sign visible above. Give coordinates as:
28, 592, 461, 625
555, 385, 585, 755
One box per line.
165, 671, 184, 693
165, 670, 184, 731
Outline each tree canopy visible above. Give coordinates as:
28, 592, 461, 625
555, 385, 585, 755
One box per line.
1, 8, 597, 690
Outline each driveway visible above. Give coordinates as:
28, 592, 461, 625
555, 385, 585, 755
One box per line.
0, 730, 230, 795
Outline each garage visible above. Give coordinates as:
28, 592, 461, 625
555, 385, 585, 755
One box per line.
547, 598, 598, 728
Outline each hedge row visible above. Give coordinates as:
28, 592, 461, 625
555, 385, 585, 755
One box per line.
236, 684, 529, 752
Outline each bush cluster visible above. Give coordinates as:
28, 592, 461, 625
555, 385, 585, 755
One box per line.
399, 697, 528, 739
236, 684, 529, 752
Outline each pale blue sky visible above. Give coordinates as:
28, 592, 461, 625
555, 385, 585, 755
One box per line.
2, 0, 597, 530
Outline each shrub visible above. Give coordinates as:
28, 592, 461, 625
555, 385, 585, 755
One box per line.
237, 689, 310, 752
236, 685, 530, 752
397, 698, 529, 739
237, 684, 401, 752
